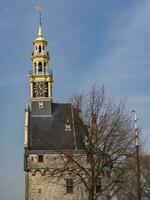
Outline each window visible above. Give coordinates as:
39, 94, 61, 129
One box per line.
34, 63, 36, 67
39, 45, 42, 53
66, 178, 73, 193
96, 177, 101, 193
38, 62, 42, 73
38, 155, 43, 162
39, 189, 42, 193
66, 154, 74, 162
43, 46, 45, 50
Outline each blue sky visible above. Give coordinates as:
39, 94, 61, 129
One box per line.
0, 0, 150, 199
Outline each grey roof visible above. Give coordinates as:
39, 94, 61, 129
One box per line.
29, 103, 84, 151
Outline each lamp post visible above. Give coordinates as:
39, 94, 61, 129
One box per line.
132, 110, 141, 200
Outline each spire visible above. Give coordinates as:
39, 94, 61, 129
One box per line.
38, 24, 42, 37
35, 6, 43, 37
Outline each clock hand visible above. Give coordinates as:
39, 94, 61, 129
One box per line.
39, 84, 42, 90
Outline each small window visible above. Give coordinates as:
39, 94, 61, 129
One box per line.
66, 178, 73, 193
39, 45, 42, 53
43, 46, 45, 50
66, 154, 74, 162
34, 63, 36, 67
31, 157, 34, 161
39, 189, 42, 193
96, 178, 101, 193
38, 155, 43, 162
44, 62, 46, 67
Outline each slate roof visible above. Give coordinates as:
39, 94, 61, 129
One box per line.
29, 103, 84, 151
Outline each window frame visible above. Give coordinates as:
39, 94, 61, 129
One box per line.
66, 178, 73, 193
38, 155, 43, 162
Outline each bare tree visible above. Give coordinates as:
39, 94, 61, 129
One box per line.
117, 153, 150, 200
46, 86, 135, 200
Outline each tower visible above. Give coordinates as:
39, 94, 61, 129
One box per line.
24, 12, 84, 200
29, 21, 53, 116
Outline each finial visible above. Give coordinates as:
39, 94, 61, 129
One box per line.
35, 6, 43, 36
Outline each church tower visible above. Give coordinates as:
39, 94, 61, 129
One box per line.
29, 21, 53, 116
24, 10, 85, 200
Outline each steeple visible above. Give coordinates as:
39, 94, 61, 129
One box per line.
38, 6, 42, 37
28, 6, 53, 105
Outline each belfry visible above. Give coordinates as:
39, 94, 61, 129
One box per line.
29, 20, 53, 112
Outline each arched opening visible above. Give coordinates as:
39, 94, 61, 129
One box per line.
39, 45, 42, 53
34, 63, 37, 74
44, 62, 46, 73
43, 46, 45, 50
38, 62, 42, 73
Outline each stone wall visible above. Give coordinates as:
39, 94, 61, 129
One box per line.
26, 153, 87, 200
25, 153, 111, 200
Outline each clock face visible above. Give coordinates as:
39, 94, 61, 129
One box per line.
33, 82, 48, 97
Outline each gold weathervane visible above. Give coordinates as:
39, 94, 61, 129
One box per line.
35, 6, 43, 24
35, 6, 43, 11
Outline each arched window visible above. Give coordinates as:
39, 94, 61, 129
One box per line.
39, 45, 42, 53
44, 62, 46, 73
34, 63, 36, 67
38, 62, 42, 73
43, 46, 45, 50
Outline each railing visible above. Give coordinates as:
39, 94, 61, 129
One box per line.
29, 69, 53, 75
31, 51, 49, 57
